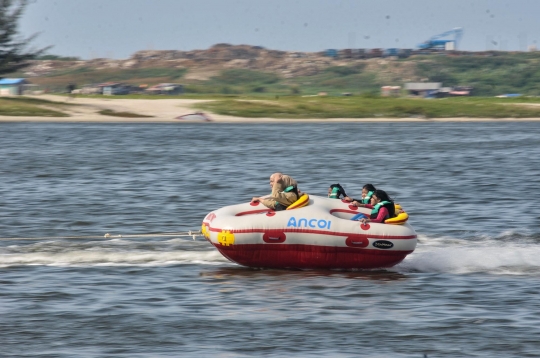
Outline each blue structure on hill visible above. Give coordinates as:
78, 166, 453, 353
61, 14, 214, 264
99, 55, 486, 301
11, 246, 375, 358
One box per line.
418, 28, 463, 50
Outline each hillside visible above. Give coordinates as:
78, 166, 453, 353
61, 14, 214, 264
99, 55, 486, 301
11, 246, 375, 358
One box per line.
17, 44, 540, 96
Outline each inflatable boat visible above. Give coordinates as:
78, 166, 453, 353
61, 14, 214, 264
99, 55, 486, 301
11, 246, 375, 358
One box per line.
201, 194, 417, 270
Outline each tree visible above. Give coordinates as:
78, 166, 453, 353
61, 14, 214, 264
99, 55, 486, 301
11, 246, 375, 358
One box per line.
0, 0, 48, 77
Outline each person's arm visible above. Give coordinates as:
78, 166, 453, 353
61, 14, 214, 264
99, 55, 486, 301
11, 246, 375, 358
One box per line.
372, 207, 389, 223
270, 180, 295, 205
362, 207, 389, 223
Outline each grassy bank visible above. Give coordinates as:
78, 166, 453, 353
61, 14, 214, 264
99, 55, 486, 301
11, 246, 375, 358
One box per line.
196, 96, 540, 119
0, 97, 70, 117
3, 94, 540, 119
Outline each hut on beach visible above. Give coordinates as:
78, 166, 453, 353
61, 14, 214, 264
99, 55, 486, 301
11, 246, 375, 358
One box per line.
405, 82, 442, 97
0, 78, 30, 96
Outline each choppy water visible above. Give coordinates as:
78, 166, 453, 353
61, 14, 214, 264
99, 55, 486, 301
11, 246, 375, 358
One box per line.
1, 121, 539, 357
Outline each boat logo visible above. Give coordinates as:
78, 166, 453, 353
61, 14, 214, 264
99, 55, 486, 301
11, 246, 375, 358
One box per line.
372, 240, 394, 249
287, 217, 331, 229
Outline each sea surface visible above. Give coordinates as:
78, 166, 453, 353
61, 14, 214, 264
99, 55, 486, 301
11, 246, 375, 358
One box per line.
1, 121, 539, 357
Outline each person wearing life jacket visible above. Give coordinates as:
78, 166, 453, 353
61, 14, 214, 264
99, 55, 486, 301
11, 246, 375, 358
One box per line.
345, 184, 377, 205
359, 189, 396, 223
328, 183, 347, 199
251, 172, 300, 211
347, 183, 376, 205
351, 189, 395, 223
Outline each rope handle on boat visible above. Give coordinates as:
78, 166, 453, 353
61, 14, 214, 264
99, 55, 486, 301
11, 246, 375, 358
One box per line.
0, 230, 203, 241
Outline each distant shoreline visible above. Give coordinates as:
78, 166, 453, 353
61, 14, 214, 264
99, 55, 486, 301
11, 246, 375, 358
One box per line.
1, 95, 540, 123
2, 117, 540, 123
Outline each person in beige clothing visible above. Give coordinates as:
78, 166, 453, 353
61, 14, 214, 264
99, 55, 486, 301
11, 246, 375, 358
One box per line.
251, 173, 300, 211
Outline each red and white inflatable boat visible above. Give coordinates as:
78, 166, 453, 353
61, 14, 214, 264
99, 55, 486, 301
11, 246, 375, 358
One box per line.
201, 195, 417, 270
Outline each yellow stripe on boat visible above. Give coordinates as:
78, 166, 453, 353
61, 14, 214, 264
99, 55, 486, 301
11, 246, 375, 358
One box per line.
385, 210, 409, 225
286, 193, 310, 210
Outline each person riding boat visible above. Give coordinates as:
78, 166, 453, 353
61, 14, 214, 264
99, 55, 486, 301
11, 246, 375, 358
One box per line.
345, 183, 376, 204
328, 183, 347, 199
251, 173, 300, 211
351, 189, 396, 223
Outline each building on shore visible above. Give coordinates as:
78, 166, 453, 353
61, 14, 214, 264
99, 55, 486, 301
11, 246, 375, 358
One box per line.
0, 78, 30, 96
405, 82, 442, 97
381, 86, 402, 97
449, 86, 473, 96
100, 82, 131, 95
405, 82, 473, 97
145, 83, 184, 95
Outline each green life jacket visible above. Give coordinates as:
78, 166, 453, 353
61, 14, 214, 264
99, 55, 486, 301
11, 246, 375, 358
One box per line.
283, 185, 299, 202
329, 186, 340, 199
370, 201, 391, 219
361, 191, 374, 204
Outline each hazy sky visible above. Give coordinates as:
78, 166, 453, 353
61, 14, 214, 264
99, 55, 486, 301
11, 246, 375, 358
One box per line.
19, 0, 540, 59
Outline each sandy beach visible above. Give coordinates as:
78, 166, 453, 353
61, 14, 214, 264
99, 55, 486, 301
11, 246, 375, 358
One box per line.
1, 95, 540, 122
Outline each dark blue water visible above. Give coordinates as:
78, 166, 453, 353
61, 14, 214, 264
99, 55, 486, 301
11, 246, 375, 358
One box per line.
1, 122, 539, 357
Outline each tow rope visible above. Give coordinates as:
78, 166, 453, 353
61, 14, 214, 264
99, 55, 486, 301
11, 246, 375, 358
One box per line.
0, 230, 204, 242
